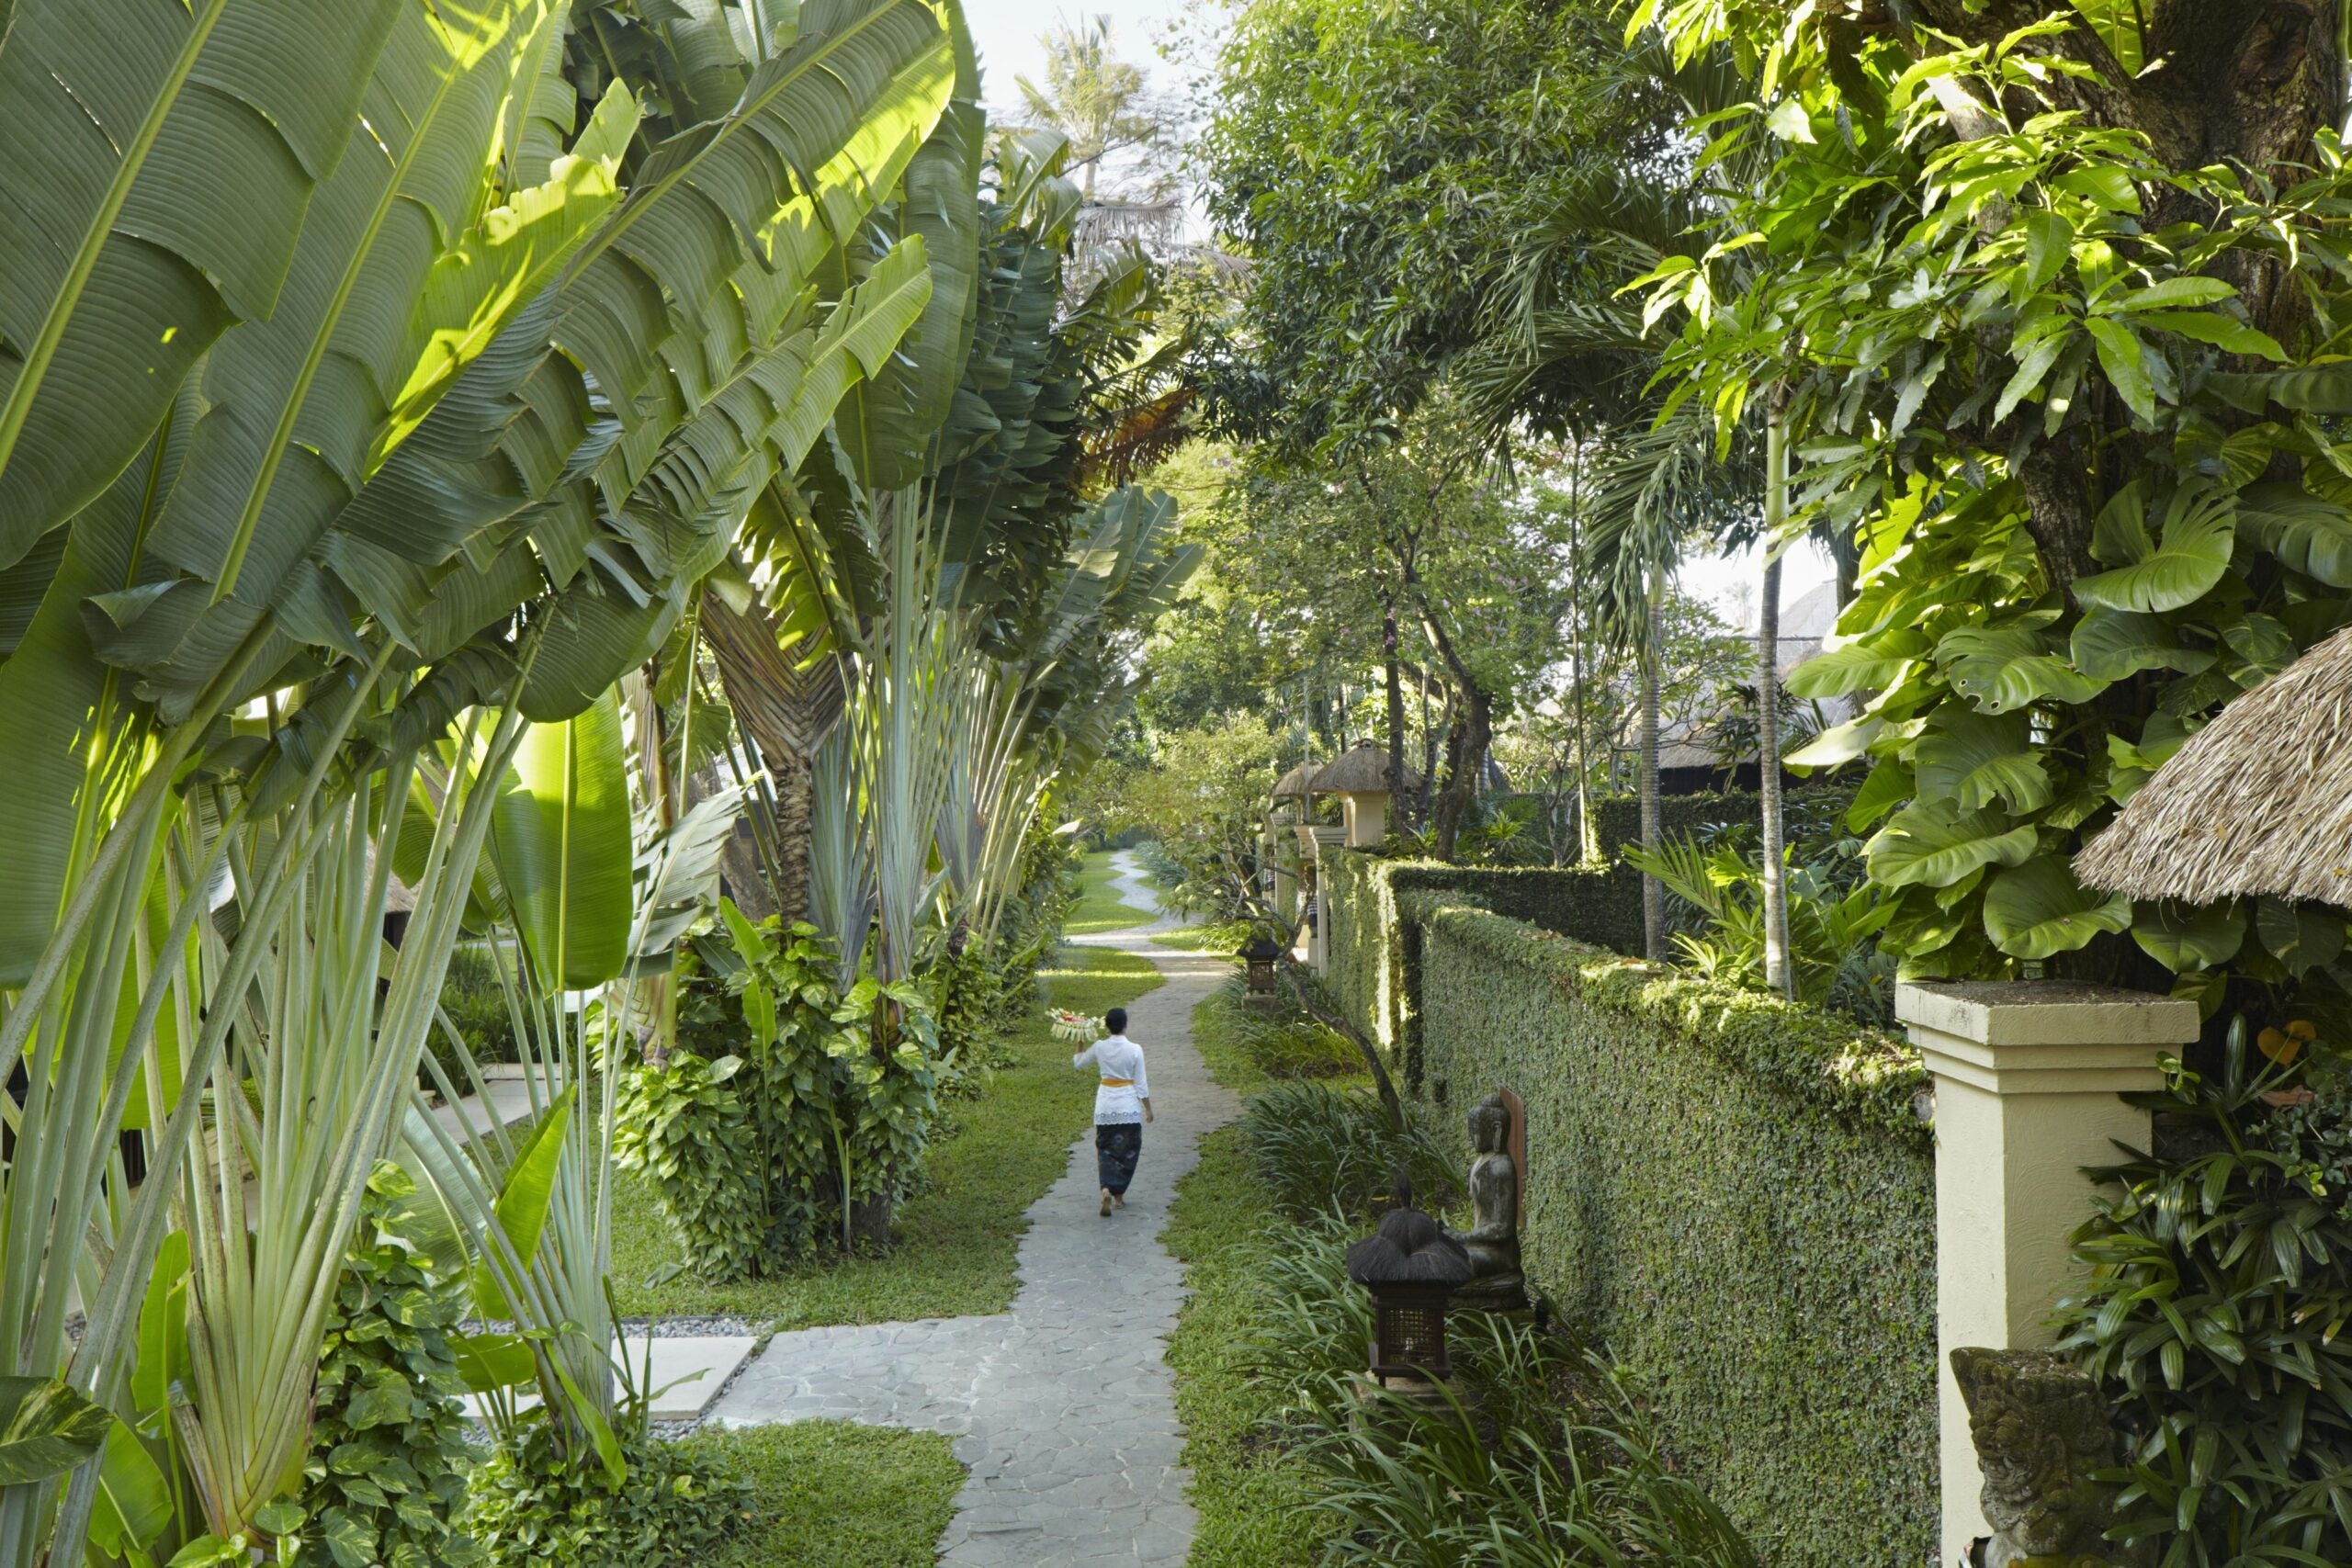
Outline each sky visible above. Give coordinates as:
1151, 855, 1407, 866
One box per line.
960, 1, 1205, 121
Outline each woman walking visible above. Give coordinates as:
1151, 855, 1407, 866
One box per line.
1072, 1007, 1152, 1216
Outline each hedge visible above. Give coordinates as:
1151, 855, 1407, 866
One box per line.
1416, 903, 1937, 1566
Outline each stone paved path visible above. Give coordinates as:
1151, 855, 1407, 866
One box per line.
711, 852, 1238, 1565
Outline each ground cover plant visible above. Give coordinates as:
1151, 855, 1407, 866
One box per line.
608, 946, 1164, 1326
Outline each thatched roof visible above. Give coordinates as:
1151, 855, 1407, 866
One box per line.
1310, 742, 1424, 795
1272, 761, 1317, 797
2076, 626, 2352, 906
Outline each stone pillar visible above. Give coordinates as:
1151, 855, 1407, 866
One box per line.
1896, 981, 2197, 1567
1342, 790, 1387, 847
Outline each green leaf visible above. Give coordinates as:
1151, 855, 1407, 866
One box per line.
2052, 163, 2141, 213
2236, 482, 2352, 588
1787, 633, 1926, 698
133, 1230, 191, 1417
1984, 859, 2133, 959
2133, 901, 2245, 973
1866, 799, 2038, 890
2113, 277, 2235, 311
1784, 715, 1885, 769
2070, 606, 2215, 682
86, 1418, 172, 1558
487, 691, 633, 989
1939, 626, 2109, 712
2086, 317, 2157, 424
1846, 761, 1915, 831
0, 1376, 112, 1485
2075, 483, 2235, 613
2022, 209, 2073, 290
2210, 361, 2352, 416
448, 1331, 537, 1394
0, 0, 403, 545
1915, 710, 2052, 813
471, 1087, 575, 1319
2133, 310, 2286, 360
1765, 97, 1815, 142
2255, 897, 2346, 976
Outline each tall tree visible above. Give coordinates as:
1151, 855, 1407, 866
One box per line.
1014, 15, 1167, 197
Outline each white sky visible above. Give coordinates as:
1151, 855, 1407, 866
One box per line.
961, 1, 1205, 120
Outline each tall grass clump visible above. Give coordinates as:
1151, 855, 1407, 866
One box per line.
1241, 1081, 1459, 1220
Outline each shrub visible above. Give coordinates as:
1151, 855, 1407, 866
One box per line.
2057, 1027, 2352, 1566
1240, 1081, 1459, 1222
614, 910, 944, 1279
465, 1414, 752, 1568
300, 1164, 481, 1568
429, 942, 523, 1082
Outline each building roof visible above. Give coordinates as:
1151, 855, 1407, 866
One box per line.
1309, 741, 1425, 795
2075, 626, 2352, 907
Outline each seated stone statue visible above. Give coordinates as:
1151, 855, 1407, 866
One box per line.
1446, 1092, 1526, 1310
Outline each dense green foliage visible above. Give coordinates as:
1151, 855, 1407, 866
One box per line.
1240, 1082, 1459, 1221
607, 946, 1164, 1325
465, 1416, 752, 1568
614, 914, 942, 1278
300, 1168, 479, 1568
2058, 1032, 2352, 1565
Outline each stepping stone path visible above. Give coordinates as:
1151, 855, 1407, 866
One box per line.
710, 852, 1238, 1565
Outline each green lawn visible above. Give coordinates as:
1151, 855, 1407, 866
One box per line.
608, 946, 1164, 1328
1185, 976, 1372, 1100
1163, 1121, 1338, 1568
677, 1421, 962, 1568
1065, 850, 1159, 933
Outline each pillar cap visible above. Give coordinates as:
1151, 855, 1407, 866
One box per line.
1897, 980, 2199, 1048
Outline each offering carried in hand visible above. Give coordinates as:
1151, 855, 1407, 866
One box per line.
1049, 1009, 1102, 1043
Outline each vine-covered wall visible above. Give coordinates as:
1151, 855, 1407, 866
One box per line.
1323, 844, 1938, 1566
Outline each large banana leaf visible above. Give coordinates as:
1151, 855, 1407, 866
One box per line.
0, 0, 402, 544
487, 688, 633, 989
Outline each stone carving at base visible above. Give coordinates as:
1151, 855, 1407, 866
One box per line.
1951, 1348, 2149, 1568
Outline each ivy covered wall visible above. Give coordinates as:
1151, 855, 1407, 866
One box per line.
1324, 846, 1938, 1566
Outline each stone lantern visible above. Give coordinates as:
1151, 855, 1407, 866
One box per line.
1238, 934, 1283, 1002
1345, 1198, 1473, 1385
1307, 742, 1423, 849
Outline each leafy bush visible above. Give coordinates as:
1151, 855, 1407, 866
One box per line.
1240, 1081, 1459, 1221
465, 1412, 752, 1568
2057, 1026, 2352, 1566
1302, 1316, 1758, 1568
614, 910, 945, 1279
300, 1165, 481, 1568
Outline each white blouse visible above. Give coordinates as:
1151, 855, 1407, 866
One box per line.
1072, 1034, 1149, 1125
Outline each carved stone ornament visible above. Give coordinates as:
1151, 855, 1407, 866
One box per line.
1951, 1348, 2149, 1568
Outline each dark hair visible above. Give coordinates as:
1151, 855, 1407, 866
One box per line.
1105, 1008, 1127, 1034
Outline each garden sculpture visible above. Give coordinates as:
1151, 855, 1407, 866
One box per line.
1446, 1092, 1528, 1310
1951, 1348, 2148, 1568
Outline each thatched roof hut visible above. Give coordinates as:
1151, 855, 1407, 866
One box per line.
1272, 761, 1317, 798
2075, 626, 2352, 907
1310, 741, 1424, 795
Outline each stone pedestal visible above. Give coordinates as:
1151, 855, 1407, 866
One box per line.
1897, 981, 2196, 1567
1341, 790, 1387, 847
1295, 825, 1346, 974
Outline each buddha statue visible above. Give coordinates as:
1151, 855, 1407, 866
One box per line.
1446, 1092, 1526, 1310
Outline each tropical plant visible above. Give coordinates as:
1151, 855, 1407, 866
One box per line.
0, 0, 961, 1558
615, 906, 944, 1273
1240, 1082, 1460, 1222
1632, 8, 2352, 1006
1627, 830, 1897, 1021
299, 1166, 481, 1568
2056, 1024, 2352, 1566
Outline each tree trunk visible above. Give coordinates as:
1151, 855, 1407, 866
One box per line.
1568, 454, 1598, 864
1430, 684, 1492, 861
1760, 409, 1792, 999
1383, 596, 1408, 813
1640, 582, 1666, 961
701, 592, 842, 928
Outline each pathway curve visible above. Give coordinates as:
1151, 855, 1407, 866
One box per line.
711, 852, 1238, 1566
